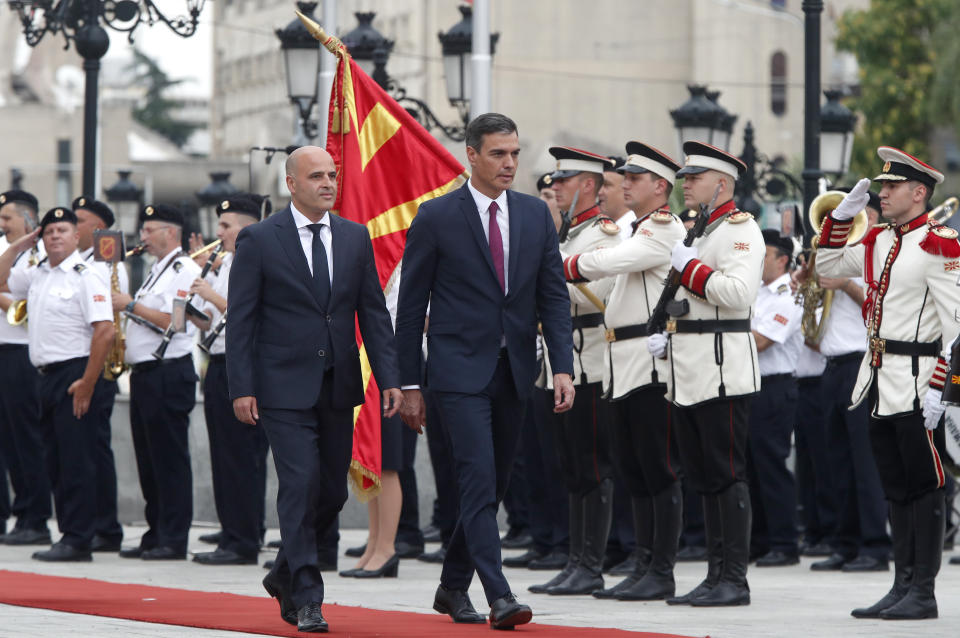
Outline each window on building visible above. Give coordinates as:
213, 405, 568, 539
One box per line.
771, 51, 787, 116
771, 0, 786, 9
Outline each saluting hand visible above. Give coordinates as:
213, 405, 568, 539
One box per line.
68, 378, 94, 419
553, 373, 575, 413
400, 389, 426, 434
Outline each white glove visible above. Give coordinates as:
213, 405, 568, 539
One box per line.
833, 178, 871, 221
671, 240, 698, 272
922, 388, 945, 431
647, 332, 668, 359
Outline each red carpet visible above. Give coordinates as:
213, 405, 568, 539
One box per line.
0, 570, 699, 637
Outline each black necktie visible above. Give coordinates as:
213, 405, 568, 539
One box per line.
308, 223, 330, 308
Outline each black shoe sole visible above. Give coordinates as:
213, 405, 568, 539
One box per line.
432, 601, 485, 624
490, 609, 533, 630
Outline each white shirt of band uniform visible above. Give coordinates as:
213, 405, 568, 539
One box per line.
7, 249, 112, 367
81, 246, 130, 296
753, 272, 803, 377
198, 252, 232, 355
795, 344, 827, 378
124, 246, 201, 363
616, 210, 636, 241
818, 276, 867, 358
290, 203, 333, 283
0, 237, 46, 345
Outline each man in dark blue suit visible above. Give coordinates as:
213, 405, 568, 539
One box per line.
396, 113, 575, 630
227, 146, 403, 633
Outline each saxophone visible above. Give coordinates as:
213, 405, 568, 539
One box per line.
103, 261, 127, 380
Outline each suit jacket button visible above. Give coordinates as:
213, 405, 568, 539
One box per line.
318, 349, 325, 357
326, 314, 331, 322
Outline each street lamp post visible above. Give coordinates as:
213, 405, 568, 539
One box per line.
276, 1, 323, 142
195, 172, 239, 240
801, 0, 824, 240
8, 0, 206, 198
819, 89, 857, 179
104, 169, 143, 240
669, 85, 737, 159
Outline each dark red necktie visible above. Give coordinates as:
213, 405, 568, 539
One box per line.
488, 201, 505, 292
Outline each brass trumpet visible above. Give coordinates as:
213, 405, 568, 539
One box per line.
6, 299, 27, 326
929, 197, 958, 224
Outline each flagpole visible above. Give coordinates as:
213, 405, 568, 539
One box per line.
470, 0, 491, 120
316, 0, 338, 146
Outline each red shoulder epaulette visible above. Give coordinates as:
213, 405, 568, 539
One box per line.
919, 224, 960, 258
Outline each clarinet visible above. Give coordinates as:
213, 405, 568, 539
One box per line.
199, 312, 226, 354
152, 243, 225, 360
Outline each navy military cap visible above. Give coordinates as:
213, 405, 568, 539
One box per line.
216, 195, 262, 220
40, 206, 78, 230
139, 203, 184, 226
72, 196, 115, 228
536, 172, 553, 191
0, 189, 39, 213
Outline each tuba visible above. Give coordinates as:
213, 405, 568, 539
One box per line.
929, 197, 958, 224
796, 191, 868, 344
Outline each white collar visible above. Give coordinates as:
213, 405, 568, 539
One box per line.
46, 249, 82, 273
467, 179, 508, 215
290, 202, 330, 230
763, 272, 792, 293
152, 246, 181, 273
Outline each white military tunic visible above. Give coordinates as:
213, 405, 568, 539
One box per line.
540, 206, 619, 389
753, 272, 803, 377
7, 249, 113, 367
817, 213, 960, 417
124, 247, 202, 364
564, 208, 684, 399
665, 200, 765, 406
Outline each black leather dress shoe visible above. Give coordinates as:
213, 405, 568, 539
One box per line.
193, 548, 258, 565
3, 527, 51, 545
318, 557, 337, 572
527, 551, 567, 570
418, 547, 447, 563
119, 546, 148, 559
801, 542, 833, 557
198, 531, 223, 545
433, 585, 485, 623
607, 553, 637, 576
297, 602, 329, 633
345, 543, 367, 557
32, 542, 92, 562
810, 553, 848, 571
262, 575, 297, 626
395, 540, 424, 559
266, 539, 282, 549
141, 546, 186, 560
501, 528, 533, 550
841, 555, 889, 572
488, 593, 532, 630
90, 535, 122, 552
676, 545, 708, 562
503, 548, 543, 568
755, 550, 799, 567
422, 525, 441, 544
263, 559, 275, 570
950, 555, 960, 565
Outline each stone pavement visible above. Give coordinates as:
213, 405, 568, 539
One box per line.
1, 525, 959, 638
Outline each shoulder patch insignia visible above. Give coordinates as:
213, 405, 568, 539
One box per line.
932, 225, 958, 239
774, 313, 789, 325
173, 261, 184, 273
944, 260, 960, 272
777, 284, 788, 294
72, 263, 86, 273
597, 217, 620, 235
734, 241, 750, 251
639, 227, 654, 237
650, 212, 673, 223
726, 211, 752, 224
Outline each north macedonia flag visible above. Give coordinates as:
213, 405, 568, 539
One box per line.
298, 11, 467, 499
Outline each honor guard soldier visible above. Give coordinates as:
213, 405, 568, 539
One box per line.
598, 156, 636, 239
531, 146, 619, 596
817, 148, 956, 620
563, 142, 685, 600
0, 207, 115, 561
0, 190, 52, 546
113, 204, 201, 560
190, 195, 269, 566
72, 196, 126, 552
747, 230, 803, 567
651, 141, 763, 607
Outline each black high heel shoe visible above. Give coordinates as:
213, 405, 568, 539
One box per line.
353, 554, 399, 578
339, 567, 364, 577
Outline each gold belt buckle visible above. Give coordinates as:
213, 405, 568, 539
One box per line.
665, 319, 677, 334
870, 336, 886, 353
605, 328, 616, 343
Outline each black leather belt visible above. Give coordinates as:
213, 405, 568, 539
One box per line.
0, 343, 27, 352
604, 324, 650, 343
826, 351, 865, 366
36, 356, 86, 376
761, 372, 794, 382
571, 313, 604, 330
666, 319, 751, 334
130, 354, 192, 373
208, 354, 226, 364
868, 337, 940, 357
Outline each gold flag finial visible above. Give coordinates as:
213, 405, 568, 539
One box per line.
296, 9, 346, 57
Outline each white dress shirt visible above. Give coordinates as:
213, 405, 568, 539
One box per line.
7, 250, 113, 367
0, 238, 44, 345
81, 246, 130, 295
753, 272, 803, 377
290, 203, 333, 284
818, 276, 867, 357
467, 178, 510, 294
199, 252, 232, 355
615, 210, 636, 241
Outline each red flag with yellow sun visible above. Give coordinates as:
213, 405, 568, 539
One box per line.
297, 11, 467, 500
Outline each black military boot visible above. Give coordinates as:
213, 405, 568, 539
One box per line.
548, 479, 613, 595
852, 500, 913, 618
880, 490, 944, 620
667, 494, 722, 605
616, 482, 682, 600
529, 494, 582, 594
594, 496, 653, 599
691, 482, 751, 606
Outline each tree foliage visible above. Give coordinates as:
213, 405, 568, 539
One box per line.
836, 0, 958, 177
126, 48, 201, 148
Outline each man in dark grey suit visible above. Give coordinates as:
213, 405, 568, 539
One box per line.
396, 113, 575, 630
227, 146, 403, 633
